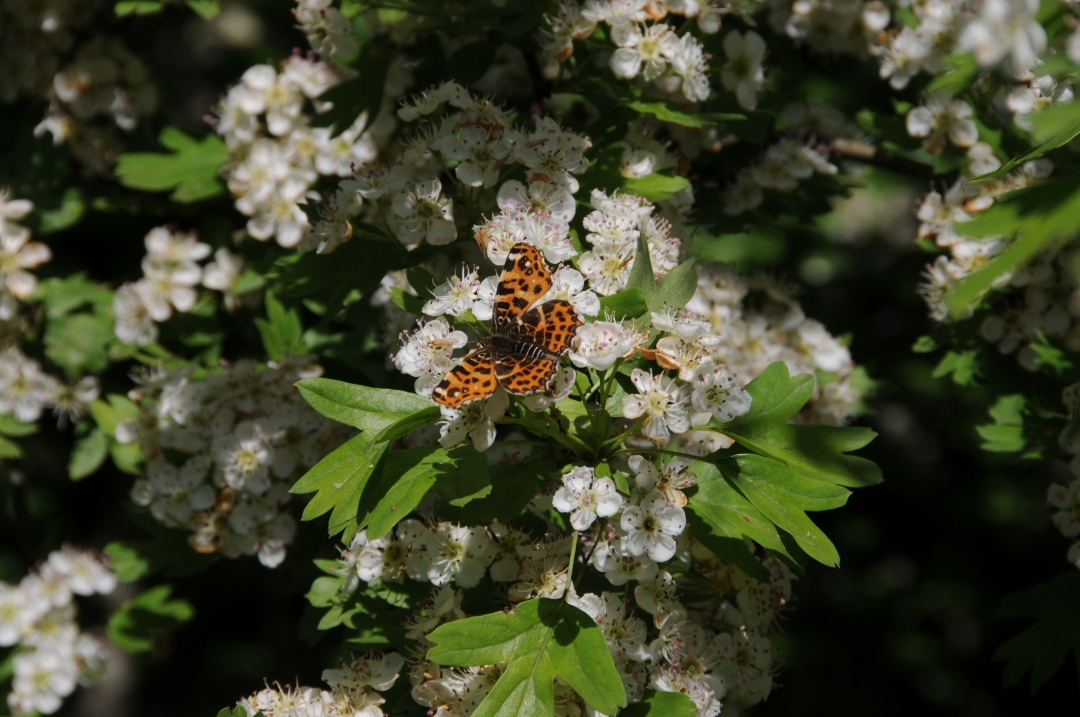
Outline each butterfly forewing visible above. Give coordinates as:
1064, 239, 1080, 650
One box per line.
431, 346, 497, 408
493, 243, 552, 332
511, 299, 583, 356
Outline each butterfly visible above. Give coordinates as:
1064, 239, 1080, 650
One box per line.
432, 242, 583, 408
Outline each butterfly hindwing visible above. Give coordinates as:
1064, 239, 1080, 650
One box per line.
431, 346, 497, 408
511, 299, 583, 356
494, 354, 559, 396
493, 243, 552, 332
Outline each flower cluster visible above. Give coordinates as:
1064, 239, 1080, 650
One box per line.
334, 458, 792, 716
118, 358, 352, 567
238, 651, 404, 717
112, 226, 252, 346
686, 265, 863, 425
294, 0, 358, 61
913, 144, 1053, 327
0, 546, 115, 715
0, 191, 101, 426
538, 0, 717, 103
722, 138, 838, 216
216, 56, 381, 250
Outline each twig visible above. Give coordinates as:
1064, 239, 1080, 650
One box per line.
828, 138, 938, 183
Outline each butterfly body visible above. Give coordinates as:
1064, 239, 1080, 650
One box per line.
432, 243, 583, 408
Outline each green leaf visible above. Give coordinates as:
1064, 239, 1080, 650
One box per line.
34, 273, 111, 318
718, 454, 847, 567
440, 461, 547, 524
44, 311, 114, 376
185, 0, 219, 19
106, 585, 194, 653
625, 100, 742, 128
295, 434, 389, 536
995, 572, 1080, 691
0, 436, 21, 460
115, 127, 227, 202
931, 349, 981, 386
104, 519, 217, 582
311, 50, 390, 136
622, 174, 691, 202
296, 378, 437, 434
621, 690, 697, 717
69, 429, 108, 480
625, 234, 657, 307
37, 187, 85, 233
976, 395, 1026, 453
0, 415, 39, 437
115, 0, 165, 14
391, 286, 425, 314
925, 53, 979, 96
973, 103, 1080, 182
911, 335, 938, 353
652, 258, 697, 312
360, 445, 490, 539
428, 598, 626, 717
716, 362, 883, 489
948, 175, 1080, 317
597, 288, 648, 320
255, 292, 304, 361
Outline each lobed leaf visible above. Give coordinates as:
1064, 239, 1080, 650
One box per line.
428, 598, 626, 717
296, 378, 437, 435
995, 572, 1080, 691
106, 585, 194, 653
115, 127, 227, 202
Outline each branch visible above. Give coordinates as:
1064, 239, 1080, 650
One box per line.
828, 138, 938, 182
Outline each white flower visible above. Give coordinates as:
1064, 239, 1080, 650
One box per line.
574, 591, 648, 660
423, 268, 482, 318
113, 283, 159, 346
593, 541, 658, 585
213, 421, 274, 494
438, 390, 509, 452
433, 125, 509, 188
690, 359, 751, 424
542, 266, 599, 317
552, 466, 625, 531
714, 629, 773, 706
236, 64, 303, 136
512, 116, 592, 192
610, 23, 678, 81
428, 523, 495, 587
669, 31, 712, 102
720, 31, 765, 110
201, 248, 247, 309
622, 369, 690, 445
133, 456, 216, 527
629, 455, 696, 507
391, 178, 457, 248
1049, 481, 1080, 538
497, 179, 575, 222
394, 318, 468, 379
578, 243, 635, 296
0, 190, 34, 236
0, 226, 50, 300
0, 347, 59, 423
620, 490, 686, 562
521, 366, 576, 412
917, 182, 971, 247
0, 585, 32, 646
523, 214, 578, 264
11, 648, 79, 714
471, 276, 499, 321
569, 321, 634, 370
45, 548, 115, 596
958, 0, 1046, 77
906, 95, 978, 154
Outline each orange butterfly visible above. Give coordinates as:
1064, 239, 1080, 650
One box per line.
432, 243, 583, 408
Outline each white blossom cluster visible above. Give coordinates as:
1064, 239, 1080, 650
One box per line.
112, 226, 249, 347
294, 0, 358, 61
0, 190, 101, 426
538, 0, 718, 103
34, 35, 158, 172
238, 652, 404, 717
0, 546, 115, 715
913, 144, 1053, 327
215, 56, 380, 250
334, 457, 791, 717
766, 0, 890, 57
117, 358, 352, 568
722, 137, 838, 216
686, 265, 863, 425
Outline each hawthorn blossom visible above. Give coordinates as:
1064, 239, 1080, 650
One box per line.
620, 490, 686, 562
906, 95, 978, 154
438, 390, 509, 452
569, 321, 634, 370
423, 268, 482, 318
610, 23, 678, 81
552, 466, 625, 531
622, 369, 691, 444
391, 178, 457, 248
720, 30, 766, 110
690, 359, 752, 424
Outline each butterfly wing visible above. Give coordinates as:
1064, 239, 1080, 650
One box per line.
511, 299, 583, 356
493, 243, 553, 333
494, 354, 560, 396
432, 346, 497, 408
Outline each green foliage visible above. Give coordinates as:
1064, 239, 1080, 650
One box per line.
624, 234, 698, 314
580, 146, 692, 202
44, 311, 114, 376
974, 102, 1080, 181
977, 395, 1027, 453
115, 1, 219, 19
88, 395, 143, 475
68, 429, 109, 480
293, 433, 390, 539
948, 174, 1080, 317
931, 349, 981, 386
620, 690, 697, 717
217, 707, 259, 717
995, 572, 1080, 691
597, 288, 649, 319
106, 585, 195, 653
256, 292, 305, 361
296, 378, 437, 434
427, 598, 626, 717
105, 514, 218, 582
115, 127, 227, 202
0, 415, 37, 460
312, 48, 391, 136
